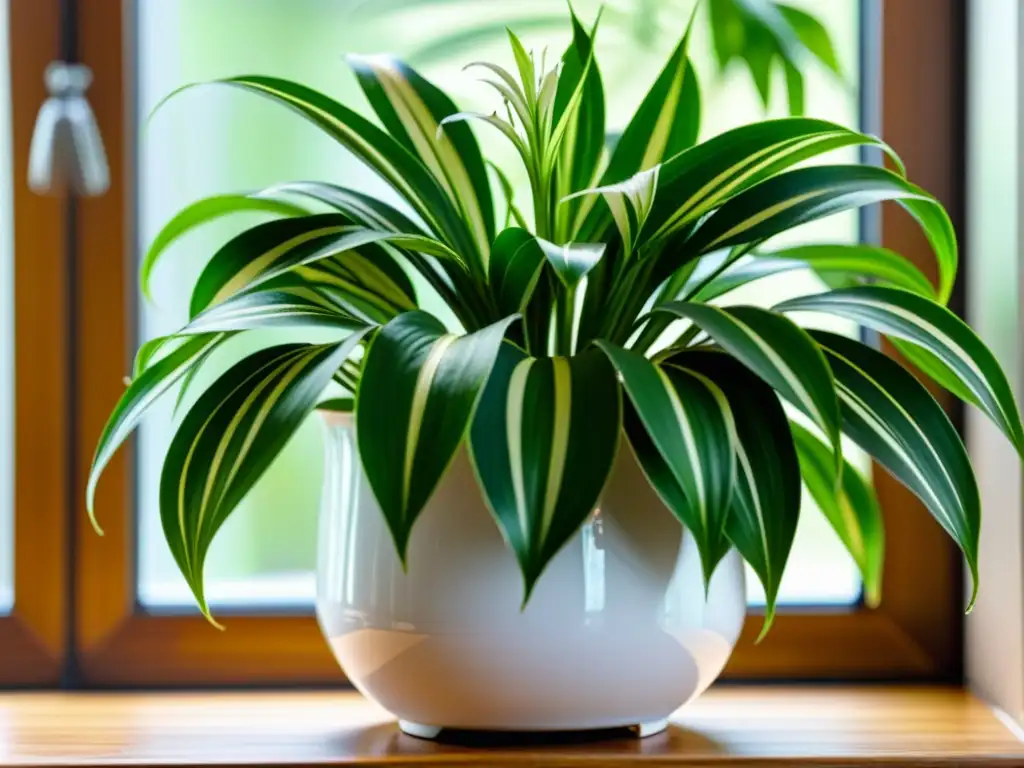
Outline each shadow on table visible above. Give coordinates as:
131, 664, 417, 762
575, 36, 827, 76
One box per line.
333, 722, 728, 758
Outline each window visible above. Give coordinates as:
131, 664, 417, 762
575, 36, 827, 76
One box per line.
133, 0, 861, 612
0, 0, 961, 686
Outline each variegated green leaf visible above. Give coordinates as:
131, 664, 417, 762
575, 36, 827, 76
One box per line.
596, 342, 735, 585
754, 244, 936, 298
566, 166, 660, 256
601, 11, 700, 184
538, 238, 606, 290
140, 193, 309, 300
789, 421, 883, 607
265, 181, 426, 235
349, 54, 494, 271
160, 333, 371, 624
553, 10, 605, 242
810, 330, 980, 608
679, 165, 956, 302
87, 334, 222, 532
154, 76, 472, 258
181, 287, 368, 335
675, 350, 800, 637
470, 346, 621, 599
542, 14, 599, 180
356, 312, 517, 560
489, 227, 547, 316
653, 303, 841, 471
686, 243, 936, 304
187, 214, 436, 319
637, 118, 904, 248
780, 286, 1024, 456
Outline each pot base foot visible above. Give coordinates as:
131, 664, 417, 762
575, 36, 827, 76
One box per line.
397, 718, 669, 741
398, 721, 444, 739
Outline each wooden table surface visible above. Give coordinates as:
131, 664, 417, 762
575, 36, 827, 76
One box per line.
0, 686, 1020, 767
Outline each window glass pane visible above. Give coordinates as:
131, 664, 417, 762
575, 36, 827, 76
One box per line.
0, 0, 13, 615
136, 0, 863, 610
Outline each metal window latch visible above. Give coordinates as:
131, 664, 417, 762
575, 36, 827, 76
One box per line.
28, 61, 110, 197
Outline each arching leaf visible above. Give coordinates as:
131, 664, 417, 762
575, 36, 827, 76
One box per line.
470, 346, 621, 601
810, 330, 980, 609
679, 165, 956, 302
597, 341, 736, 586
349, 54, 494, 270
355, 312, 517, 560
781, 286, 1024, 456
789, 421, 883, 607
140, 193, 308, 300
159, 332, 372, 624
654, 303, 841, 473
87, 334, 222, 531
673, 351, 800, 637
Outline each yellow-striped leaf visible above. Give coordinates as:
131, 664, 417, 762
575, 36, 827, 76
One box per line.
811, 330, 980, 609
87, 334, 222, 531
187, 214, 430, 320
470, 346, 621, 600
780, 286, 1024, 456
654, 303, 841, 473
566, 166, 660, 256
597, 342, 736, 585
154, 76, 472, 259
356, 311, 517, 561
674, 350, 801, 637
349, 54, 494, 272
789, 421, 884, 607
181, 287, 369, 335
679, 165, 956, 302
636, 119, 904, 248
552, 10, 605, 242
601, 11, 699, 184
140, 193, 308, 300
158, 333, 372, 624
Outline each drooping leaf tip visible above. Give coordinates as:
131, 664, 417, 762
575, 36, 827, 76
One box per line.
755, 606, 776, 644
965, 566, 979, 614
201, 606, 226, 632
864, 582, 882, 610
86, 507, 105, 537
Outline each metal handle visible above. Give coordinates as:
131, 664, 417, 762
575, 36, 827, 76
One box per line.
27, 61, 110, 197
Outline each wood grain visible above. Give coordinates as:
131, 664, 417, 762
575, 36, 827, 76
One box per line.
4, 0, 68, 686
0, 687, 1019, 766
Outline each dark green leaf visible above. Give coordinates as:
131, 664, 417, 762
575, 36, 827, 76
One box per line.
489, 227, 547, 316
790, 421, 883, 607
654, 303, 841, 470
673, 350, 801, 637
597, 342, 736, 585
470, 347, 621, 600
780, 286, 1024, 457
810, 330, 980, 609
356, 312, 517, 561
140, 193, 308, 300
159, 332, 371, 623
348, 55, 494, 268
87, 334, 222, 531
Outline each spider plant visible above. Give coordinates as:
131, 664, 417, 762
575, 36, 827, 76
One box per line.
88, 8, 1020, 636
378, 0, 842, 115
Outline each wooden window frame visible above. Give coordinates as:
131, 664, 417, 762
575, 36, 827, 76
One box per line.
0, 0, 70, 687
71, 0, 964, 686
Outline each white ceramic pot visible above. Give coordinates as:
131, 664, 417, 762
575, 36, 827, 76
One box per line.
315, 413, 746, 738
